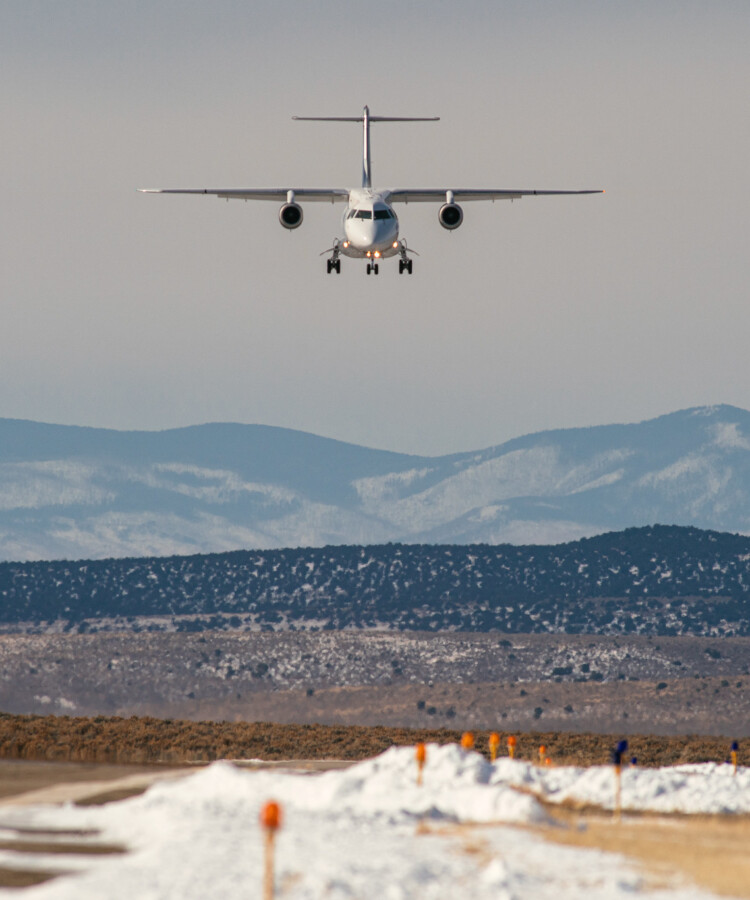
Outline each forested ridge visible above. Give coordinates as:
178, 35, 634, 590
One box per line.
2, 525, 750, 635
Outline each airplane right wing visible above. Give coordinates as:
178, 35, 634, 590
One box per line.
388, 189, 603, 202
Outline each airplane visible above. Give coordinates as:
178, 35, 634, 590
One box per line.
139, 106, 603, 276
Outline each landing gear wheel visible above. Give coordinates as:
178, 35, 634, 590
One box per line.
335, 259, 341, 274
366, 263, 372, 275
373, 263, 379, 275
327, 260, 333, 274
407, 259, 413, 274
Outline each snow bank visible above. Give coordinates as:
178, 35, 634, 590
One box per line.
269, 743, 546, 824
0, 746, 741, 899
489, 757, 750, 814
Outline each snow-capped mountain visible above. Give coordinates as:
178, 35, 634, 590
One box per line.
1, 405, 749, 561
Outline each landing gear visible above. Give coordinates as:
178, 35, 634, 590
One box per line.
324, 239, 342, 274
397, 239, 415, 275
366, 263, 379, 275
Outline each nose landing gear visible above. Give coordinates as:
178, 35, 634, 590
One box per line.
366, 262, 379, 275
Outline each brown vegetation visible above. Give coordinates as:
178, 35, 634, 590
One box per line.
0, 712, 740, 767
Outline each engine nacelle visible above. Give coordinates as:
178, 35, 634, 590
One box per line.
438, 202, 463, 230
279, 202, 303, 229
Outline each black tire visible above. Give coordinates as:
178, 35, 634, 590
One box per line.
374, 264, 379, 275
326, 260, 332, 274
407, 260, 413, 274
335, 260, 341, 273
366, 264, 371, 275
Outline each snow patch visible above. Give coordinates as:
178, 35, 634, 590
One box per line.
711, 422, 750, 452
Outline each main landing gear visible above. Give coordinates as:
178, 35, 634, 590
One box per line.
324, 239, 341, 274
398, 239, 415, 275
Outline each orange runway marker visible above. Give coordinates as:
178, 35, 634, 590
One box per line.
260, 800, 282, 900
507, 735, 517, 759
461, 731, 475, 751
416, 742, 427, 786
488, 732, 500, 762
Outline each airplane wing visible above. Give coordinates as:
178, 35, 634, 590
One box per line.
138, 188, 349, 202
387, 189, 603, 202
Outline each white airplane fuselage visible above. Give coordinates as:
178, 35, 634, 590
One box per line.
340, 189, 400, 258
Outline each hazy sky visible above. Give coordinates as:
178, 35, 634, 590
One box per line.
2, 1, 749, 455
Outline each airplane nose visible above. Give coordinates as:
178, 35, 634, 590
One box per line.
346, 215, 397, 252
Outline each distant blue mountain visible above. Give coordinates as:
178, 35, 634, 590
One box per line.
1, 405, 749, 561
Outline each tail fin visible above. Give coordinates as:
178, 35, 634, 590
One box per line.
293, 106, 439, 188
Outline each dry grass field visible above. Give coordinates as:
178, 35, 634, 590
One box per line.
0, 711, 741, 767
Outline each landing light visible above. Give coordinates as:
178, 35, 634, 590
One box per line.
392, 241, 398, 248
374, 251, 381, 258
366, 251, 372, 257
343, 241, 349, 248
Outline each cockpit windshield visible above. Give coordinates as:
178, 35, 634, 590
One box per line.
348, 206, 394, 220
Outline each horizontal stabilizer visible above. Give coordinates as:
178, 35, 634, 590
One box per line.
292, 116, 439, 123
294, 106, 439, 187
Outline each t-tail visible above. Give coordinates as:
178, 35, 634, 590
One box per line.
292, 106, 439, 188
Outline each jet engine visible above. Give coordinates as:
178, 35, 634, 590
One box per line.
279, 202, 303, 229
438, 202, 463, 230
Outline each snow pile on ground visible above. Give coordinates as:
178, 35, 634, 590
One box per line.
0, 745, 741, 899
490, 757, 750, 814
273, 742, 547, 824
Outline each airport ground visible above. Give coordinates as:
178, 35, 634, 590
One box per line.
0, 728, 748, 898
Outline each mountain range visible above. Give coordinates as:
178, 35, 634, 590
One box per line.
1, 404, 749, 561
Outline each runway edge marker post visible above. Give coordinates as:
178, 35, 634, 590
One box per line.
416, 742, 426, 786
260, 800, 282, 900
612, 740, 627, 821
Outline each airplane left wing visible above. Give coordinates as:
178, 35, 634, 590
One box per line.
138, 188, 349, 202
387, 189, 603, 202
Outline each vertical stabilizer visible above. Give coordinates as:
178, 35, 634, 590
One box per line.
362, 105, 372, 188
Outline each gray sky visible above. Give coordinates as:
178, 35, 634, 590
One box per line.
1, 1, 748, 455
